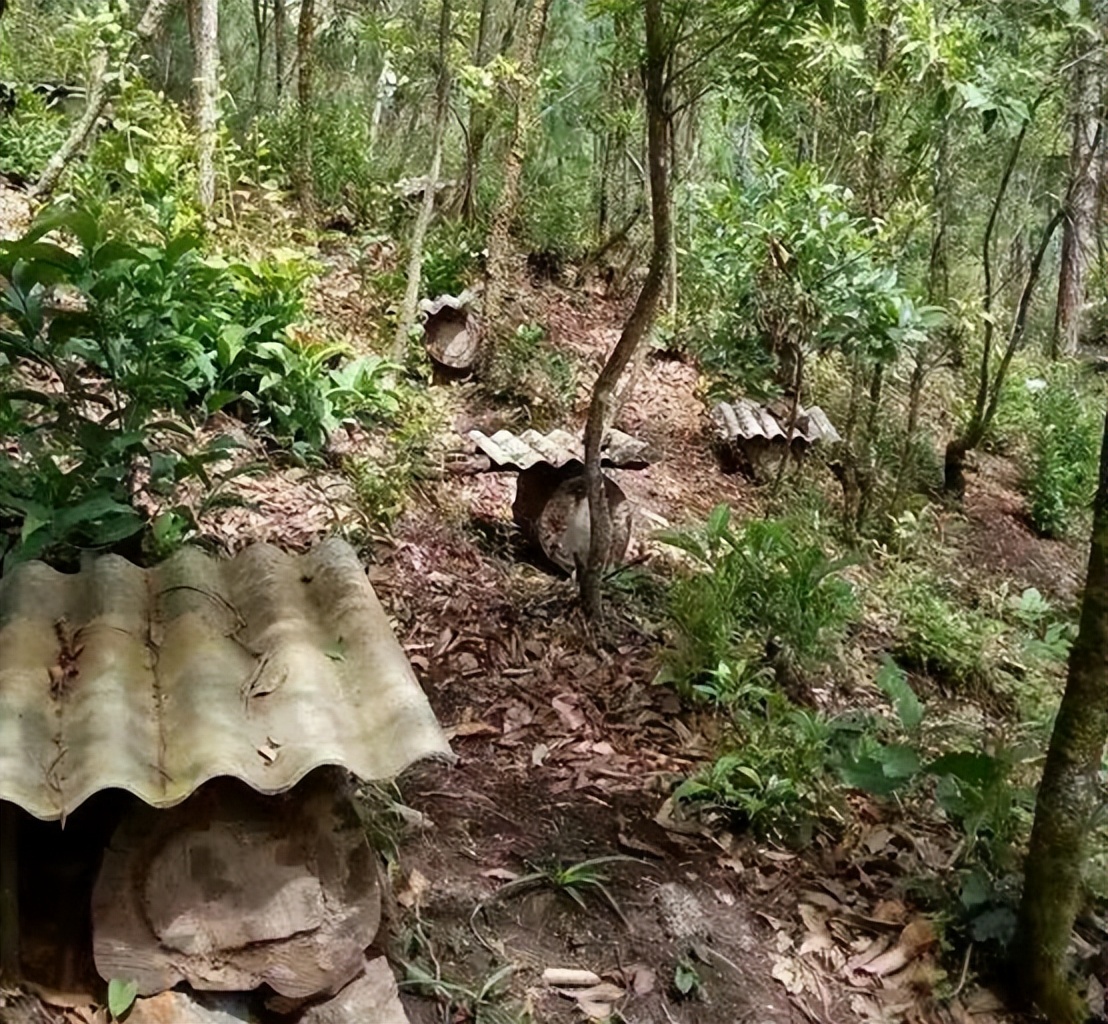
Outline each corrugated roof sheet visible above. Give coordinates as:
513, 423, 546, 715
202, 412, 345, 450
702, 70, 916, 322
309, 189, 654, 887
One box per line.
0, 539, 452, 821
711, 400, 842, 446
467, 427, 652, 471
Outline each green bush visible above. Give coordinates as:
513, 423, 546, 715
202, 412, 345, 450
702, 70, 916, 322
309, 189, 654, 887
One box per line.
675, 665, 846, 842
0, 206, 399, 564
1024, 370, 1101, 538
485, 322, 577, 424
660, 507, 858, 695
883, 565, 1001, 693
0, 94, 70, 182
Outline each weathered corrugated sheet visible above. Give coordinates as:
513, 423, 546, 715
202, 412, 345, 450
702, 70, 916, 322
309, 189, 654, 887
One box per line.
711, 400, 841, 446
0, 539, 452, 821
467, 427, 652, 471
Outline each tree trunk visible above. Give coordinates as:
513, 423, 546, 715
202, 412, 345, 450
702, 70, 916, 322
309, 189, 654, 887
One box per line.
274, 0, 286, 101
393, 0, 453, 361
945, 204, 1066, 497
1016, 403, 1108, 1023
189, 0, 219, 212
579, 0, 670, 620
251, 0, 267, 113
31, 0, 175, 198
481, 0, 552, 350
457, 0, 495, 222
296, 0, 316, 218
1053, 39, 1103, 359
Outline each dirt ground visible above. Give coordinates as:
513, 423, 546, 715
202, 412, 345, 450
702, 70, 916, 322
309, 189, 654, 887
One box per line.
4, 264, 1089, 1024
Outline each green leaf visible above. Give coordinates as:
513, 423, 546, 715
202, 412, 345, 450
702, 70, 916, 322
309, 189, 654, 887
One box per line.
838, 755, 901, 796
847, 0, 866, 31
926, 751, 1002, 787
875, 659, 923, 732
107, 978, 138, 1020
874, 744, 921, 780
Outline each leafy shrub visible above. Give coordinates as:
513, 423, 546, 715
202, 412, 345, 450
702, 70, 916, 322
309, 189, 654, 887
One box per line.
1024, 370, 1101, 538
660, 506, 858, 695
675, 665, 846, 842
420, 223, 482, 298
838, 660, 1035, 944
680, 162, 928, 394
883, 565, 1002, 693
486, 322, 577, 424
0, 206, 398, 564
0, 94, 70, 182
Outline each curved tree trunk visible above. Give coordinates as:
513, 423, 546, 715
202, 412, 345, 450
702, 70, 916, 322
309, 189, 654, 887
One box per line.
393, 0, 453, 361
31, 0, 175, 198
189, 0, 220, 212
1017, 402, 1108, 1023
296, 0, 316, 218
579, 0, 670, 620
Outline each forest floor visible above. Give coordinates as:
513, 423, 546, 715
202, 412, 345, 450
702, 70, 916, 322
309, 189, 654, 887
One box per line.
1, 204, 1095, 1024
298, 254, 1086, 1024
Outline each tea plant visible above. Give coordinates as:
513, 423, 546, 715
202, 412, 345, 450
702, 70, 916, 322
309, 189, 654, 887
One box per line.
485, 321, 577, 424
1024, 369, 1101, 538
675, 669, 848, 842
660, 506, 858, 695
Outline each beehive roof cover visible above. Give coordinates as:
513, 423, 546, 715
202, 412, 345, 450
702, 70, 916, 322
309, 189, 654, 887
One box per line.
0, 538, 452, 821
711, 400, 841, 445
467, 427, 653, 471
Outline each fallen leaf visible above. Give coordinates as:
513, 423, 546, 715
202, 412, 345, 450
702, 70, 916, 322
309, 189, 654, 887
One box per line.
552, 695, 586, 731
481, 867, 520, 882
771, 955, 807, 995
396, 868, 431, 909
855, 918, 936, 977
444, 720, 499, 740
531, 743, 550, 766
627, 964, 656, 996
579, 1000, 612, 1019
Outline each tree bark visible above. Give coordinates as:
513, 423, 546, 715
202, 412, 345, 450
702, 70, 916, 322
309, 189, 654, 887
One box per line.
480, 0, 552, 351
393, 0, 453, 361
188, 0, 220, 212
945, 204, 1066, 497
579, 0, 670, 620
1053, 40, 1104, 359
31, 0, 175, 198
251, 0, 267, 113
1017, 402, 1108, 1023
274, 0, 286, 101
296, 0, 316, 218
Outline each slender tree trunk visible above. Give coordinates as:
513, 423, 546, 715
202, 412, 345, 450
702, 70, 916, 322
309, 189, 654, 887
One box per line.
251, 0, 267, 113
481, 0, 552, 351
579, 0, 670, 620
1053, 41, 1103, 358
458, 0, 494, 222
296, 0, 316, 218
1017, 402, 1108, 1023
274, 0, 286, 101
31, 0, 175, 198
393, 0, 453, 361
189, 0, 219, 212
943, 118, 1031, 496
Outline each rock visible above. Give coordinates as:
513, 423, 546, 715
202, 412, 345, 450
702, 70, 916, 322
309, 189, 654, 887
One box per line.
126, 990, 250, 1024
299, 958, 410, 1024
